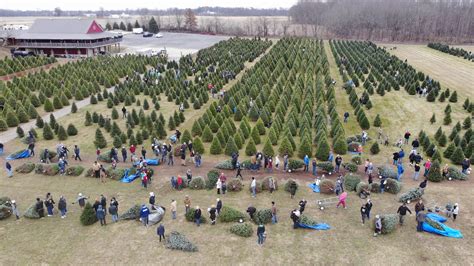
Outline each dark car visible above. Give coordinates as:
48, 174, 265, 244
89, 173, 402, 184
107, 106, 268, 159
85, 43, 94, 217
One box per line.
143, 32, 153, 37
12, 50, 35, 57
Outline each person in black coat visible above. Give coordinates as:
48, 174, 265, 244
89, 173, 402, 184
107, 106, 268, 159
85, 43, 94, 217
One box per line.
216, 198, 222, 216
247, 205, 256, 220
299, 199, 307, 214
35, 198, 45, 218
194, 206, 202, 226
209, 205, 217, 225
149, 192, 156, 210
157, 224, 165, 242
92, 200, 100, 213
365, 199, 373, 219
100, 195, 107, 210
257, 224, 266, 246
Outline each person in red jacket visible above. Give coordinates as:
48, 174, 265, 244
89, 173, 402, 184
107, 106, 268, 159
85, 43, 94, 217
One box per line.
130, 145, 136, 156
177, 175, 183, 190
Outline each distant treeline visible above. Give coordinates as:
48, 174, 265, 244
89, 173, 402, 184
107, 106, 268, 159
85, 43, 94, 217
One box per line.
289, 0, 474, 43
0, 7, 288, 17
428, 43, 474, 62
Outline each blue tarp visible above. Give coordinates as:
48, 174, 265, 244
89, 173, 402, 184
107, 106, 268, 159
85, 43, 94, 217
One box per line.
423, 213, 463, 238
133, 159, 159, 166
297, 223, 331, 230
6, 149, 30, 160
121, 169, 140, 183
308, 183, 320, 193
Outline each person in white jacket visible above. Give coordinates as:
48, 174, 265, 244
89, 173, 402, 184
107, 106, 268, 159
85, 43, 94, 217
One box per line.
216, 179, 222, 194
251, 177, 257, 198
452, 203, 459, 221
274, 156, 281, 170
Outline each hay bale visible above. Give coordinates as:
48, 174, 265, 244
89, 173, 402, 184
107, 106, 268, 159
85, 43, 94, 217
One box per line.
230, 223, 253, 237
15, 163, 35, 173
320, 179, 335, 194
227, 179, 243, 192
165, 231, 198, 252
262, 176, 278, 191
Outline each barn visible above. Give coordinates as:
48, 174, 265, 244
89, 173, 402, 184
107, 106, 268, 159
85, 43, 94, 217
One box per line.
9, 18, 122, 57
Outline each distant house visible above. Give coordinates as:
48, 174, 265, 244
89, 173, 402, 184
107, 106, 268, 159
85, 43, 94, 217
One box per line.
10, 18, 123, 57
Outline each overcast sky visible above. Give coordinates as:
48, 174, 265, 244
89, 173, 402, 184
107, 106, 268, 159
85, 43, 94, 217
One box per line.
3, 0, 296, 10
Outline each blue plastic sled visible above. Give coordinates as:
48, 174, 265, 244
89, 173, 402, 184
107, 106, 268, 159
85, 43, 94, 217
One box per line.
133, 159, 159, 166
423, 213, 463, 238
297, 223, 331, 230
6, 149, 31, 160
308, 183, 320, 193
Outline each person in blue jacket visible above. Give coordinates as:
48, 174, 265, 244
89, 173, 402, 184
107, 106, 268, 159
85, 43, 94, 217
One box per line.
157, 223, 165, 242
397, 162, 404, 181
96, 205, 106, 226
398, 149, 405, 164
140, 204, 150, 227
303, 155, 309, 172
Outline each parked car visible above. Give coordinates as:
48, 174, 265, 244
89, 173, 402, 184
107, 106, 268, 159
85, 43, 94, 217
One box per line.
143, 32, 153, 37
155, 33, 163, 38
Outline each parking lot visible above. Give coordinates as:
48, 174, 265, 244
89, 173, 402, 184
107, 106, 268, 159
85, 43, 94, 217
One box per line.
121, 32, 230, 60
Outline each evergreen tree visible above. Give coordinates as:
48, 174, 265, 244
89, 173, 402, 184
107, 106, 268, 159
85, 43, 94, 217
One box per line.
148, 17, 160, 33
278, 136, 294, 157
0, 119, 8, 131
255, 118, 266, 135
28, 104, 38, 119
168, 116, 176, 130
80, 202, 98, 225
191, 120, 202, 136
438, 133, 448, 147
57, 125, 68, 140
432, 150, 442, 163
234, 132, 243, 149
44, 99, 54, 112
16, 126, 25, 138
6, 111, 19, 127
245, 138, 257, 156
85, 111, 92, 126
449, 91, 458, 103
450, 147, 465, 165
438, 92, 446, 102
298, 136, 312, 159
94, 128, 107, 149
36, 116, 44, 128
268, 127, 278, 145
193, 137, 205, 154
143, 99, 150, 110
251, 126, 261, 145
90, 95, 98, 104
373, 114, 382, 127
111, 108, 119, 120
53, 96, 63, 109
135, 131, 143, 145
430, 113, 436, 124
462, 98, 470, 110
426, 90, 436, 102
71, 102, 78, 113
67, 124, 78, 136
202, 125, 213, 142
315, 137, 330, 161
463, 116, 472, 129
426, 160, 442, 182
43, 123, 54, 140
113, 135, 122, 148
126, 22, 133, 31
370, 142, 380, 154
225, 137, 239, 156
443, 113, 452, 125
210, 137, 222, 155
17, 108, 29, 123
443, 143, 456, 158
333, 137, 348, 155
434, 127, 443, 141
181, 129, 192, 144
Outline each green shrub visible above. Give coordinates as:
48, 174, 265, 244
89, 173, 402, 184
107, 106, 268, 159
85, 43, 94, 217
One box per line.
227, 179, 243, 192
165, 231, 198, 252
398, 187, 424, 203
189, 177, 206, 190
67, 124, 78, 136
39, 149, 57, 162
320, 179, 335, 194
288, 159, 304, 171
351, 156, 363, 165
378, 165, 397, 179
230, 223, 253, 237
24, 204, 40, 219
373, 214, 398, 234
344, 174, 361, 191
370, 142, 380, 154
344, 162, 358, 173
15, 162, 35, 173
317, 162, 334, 173
369, 182, 381, 193
65, 166, 85, 176
80, 203, 98, 225
119, 205, 141, 220
356, 182, 369, 194
385, 178, 402, 194
219, 206, 246, 223
284, 179, 298, 194
253, 209, 272, 224
215, 160, 233, 170
427, 160, 443, 182
185, 208, 207, 224
205, 170, 219, 190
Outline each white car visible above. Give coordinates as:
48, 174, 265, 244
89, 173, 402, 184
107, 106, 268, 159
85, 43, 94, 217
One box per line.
155, 33, 163, 38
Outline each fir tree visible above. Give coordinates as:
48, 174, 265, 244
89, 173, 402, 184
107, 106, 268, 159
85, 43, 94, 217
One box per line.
255, 118, 266, 135
430, 113, 436, 124
333, 137, 348, 155
168, 116, 176, 130
36, 116, 44, 128
278, 136, 294, 157
315, 137, 330, 161
448, 91, 457, 103
111, 108, 119, 120
245, 138, 257, 156
463, 116, 472, 129
113, 135, 122, 148
210, 137, 222, 155
57, 125, 68, 140
71, 102, 78, 113
85, 111, 92, 126
251, 126, 261, 145
193, 137, 205, 154
225, 137, 239, 156
6, 111, 19, 127
181, 129, 192, 144
450, 147, 464, 165
191, 120, 202, 136
202, 125, 213, 142
16, 126, 25, 138
43, 123, 54, 140
80, 202, 98, 225
94, 128, 107, 149
426, 160, 442, 182
298, 136, 312, 159
370, 142, 380, 154
67, 124, 78, 136
373, 114, 382, 127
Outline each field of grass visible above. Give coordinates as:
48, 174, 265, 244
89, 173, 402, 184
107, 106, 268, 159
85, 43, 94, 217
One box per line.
0, 39, 473, 264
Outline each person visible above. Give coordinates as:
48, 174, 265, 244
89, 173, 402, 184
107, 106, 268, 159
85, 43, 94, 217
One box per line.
168, 150, 174, 166
290, 209, 301, 228
299, 199, 307, 214
335, 179, 343, 195
404, 130, 411, 144
412, 138, 420, 150
235, 164, 243, 179
398, 149, 405, 164
121, 146, 127, 163
184, 195, 191, 214
75, 193, 87, 209
157, 224, 165, 242
343, 111, 349, 123
361, 131, 368, 146
312, 159, 317, 176
149, 192, 156, 210
194, 206, 202, 226
452, 203, 459, 221
419, 179, 428, 190
415, 200, 425, 215
257, 224, 266, 246
11, 200, 20, 219
72, 145, 82, 161
180, 148, 186, 166
365, 199, 373, 219
336, 192, 347, 209
216, 198, 222, 216
28, 142, 35, 157
109, 202, 118, 222
423, 159, 431, 178
413, 163, 421, 181
176, 175, 183, 190
364, 159, 370, 173
92, 199, 100, 213
36, 198, 45, 218
368, 162, 374, 176
368, 173, 373, 184
289, 181, 297, 199
374, 215, 382, 236
380, 178, 387, 193
170, 199, 177, 220
271, 201, 278, 224
442, 164, 449, 179
182, 169, 192, 186
461, 158, 470, 174
328, 151, 334, 163
268, 177, 275, 193
140, 204, 150, 227
361, 204, 367, 224
335, 155, 342, 173
97, 205, 106, 226
58, 196, 67, 219
274, 155, 280, 170
209, 205, 217, 225
247, 205, 256, 220
416, 211, 426, 232
45, 193, 55, 217
111, 197, 119, 214
122, 106, 127, 118
216, 178, 222, 195
397, 203, 412, 225
194, 152, 201, 167
397, 161, 404, 181
250, 177, 257, 198
100, 195, 107, 210
283, 154, 289, 171
392, 151, 400, 165
92, 161, 101, 179
96, 148, 101, 161
5, 161, 13, 178
141, 171, 148, 189
303, 155, 309, 172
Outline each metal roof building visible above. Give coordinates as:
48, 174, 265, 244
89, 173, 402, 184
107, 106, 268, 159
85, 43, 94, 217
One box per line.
10, 18, 123, 57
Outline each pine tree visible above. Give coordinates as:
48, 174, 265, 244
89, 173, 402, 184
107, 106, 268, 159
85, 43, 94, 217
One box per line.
85, 111, 92, 126
6, 111, 19, 127
71, 102, 78, 113
181, 129, 192, 144
17, 108, 29, 123
143, 99, 150, 110
268, 127, 278, 145
80, 202, 98, 226
16, 126, 25, 138
0, 119, 8, 131
111, 108, 119, 120
373, 114, 382, 127
255, 118, 266, 135
148, 17, 160, 33
57, 125, 68, 140
53, 96, 63, 109
210, 137, 222, 155
43, 123, 54, 140
28, 104, 38, 119
262, 138, 274, 157
443, 113, 452, 125
278, 136, 294, 157
463, 98, 470, 110
168, 116, 176, 130
193, 137, 205, 154
67, 124, 78, 136
370, 142, 380, 154
450, 147, 465, 165
463, 116, 472, 129
438, 133, 448, 147
225, 137, 239, 156
251, 126, 261, 145
191, 120, 202, 136
202, 125, 213, 142
426, 90, 436, 102
434, 127, 443, 141
245, 138, 257, 156
333, 137, 348, 155
298, 136, 312, 159
36, 116, 44, 128
430, 113, 436, 124
432, 150, 442, 163
94, 128, 107, 149
449, 91, 458, 103
443, 143, 456, 158
44, 99, 54, 112
234, 132, 243, 149
113, 135, 122, 148
426, 160, 442, 182
438, 92, 446, 102
315, 137, 330, 161
135, 131, 143, 145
